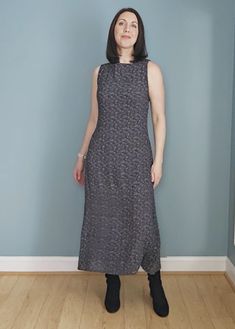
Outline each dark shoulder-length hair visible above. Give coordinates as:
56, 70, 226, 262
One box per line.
106, 7, 148, 64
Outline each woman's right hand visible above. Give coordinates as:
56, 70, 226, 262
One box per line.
73, 157, 85, 186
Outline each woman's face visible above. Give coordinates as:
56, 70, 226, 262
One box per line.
114, 11, 139, 52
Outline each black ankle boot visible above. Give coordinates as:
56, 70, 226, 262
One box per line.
104, 273, 121, 313
147, 270, 169, 317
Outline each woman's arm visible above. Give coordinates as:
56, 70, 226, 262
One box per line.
78, 65, 100, 158
73, 65, 100, 184
147, 61, 166, 166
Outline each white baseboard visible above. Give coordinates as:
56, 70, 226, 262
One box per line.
0, 255, 230, 273
160, 256, 227, 272
226, 257, 235, 287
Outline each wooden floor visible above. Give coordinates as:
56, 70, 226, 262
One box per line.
0, 272, 235, 329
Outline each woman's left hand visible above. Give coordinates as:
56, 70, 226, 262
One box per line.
151, 161, 162, 189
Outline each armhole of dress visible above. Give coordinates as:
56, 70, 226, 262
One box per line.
97, 64, 103, 85
96, 64, 103, 96
146, 59, 151, 102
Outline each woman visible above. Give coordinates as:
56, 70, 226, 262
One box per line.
73, 7, 169, 317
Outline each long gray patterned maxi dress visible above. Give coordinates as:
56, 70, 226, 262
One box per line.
77, 58, 161, 275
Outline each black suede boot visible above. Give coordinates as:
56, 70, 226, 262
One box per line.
104, 273, 121, 313
147, 270, 169, 317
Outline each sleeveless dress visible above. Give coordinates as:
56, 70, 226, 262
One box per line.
77, 58, 161, 275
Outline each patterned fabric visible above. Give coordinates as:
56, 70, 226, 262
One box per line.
77, 58, 161, 275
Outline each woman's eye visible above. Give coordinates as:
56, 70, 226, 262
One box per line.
118, 21, 137, 28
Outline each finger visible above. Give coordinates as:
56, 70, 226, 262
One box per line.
151, 172, 154, 183
76, 172, 80, 183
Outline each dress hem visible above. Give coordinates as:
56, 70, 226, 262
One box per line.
77, 263, 161, 275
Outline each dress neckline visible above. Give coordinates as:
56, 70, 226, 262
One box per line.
116, 62, 134, 65
107, 59, 148, 66
116, 59, 148, 65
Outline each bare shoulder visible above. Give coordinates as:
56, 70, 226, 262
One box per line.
91, 66, 102, 89
92, 65, 101, 78
147, 60, 165, 101
147, 60, 164, 81
94, 65, 101, 74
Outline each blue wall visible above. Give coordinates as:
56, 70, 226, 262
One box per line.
228, 23, 235, 267
0, 0, 235, 262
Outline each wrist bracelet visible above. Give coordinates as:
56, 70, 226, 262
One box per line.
77, 152, 86, 160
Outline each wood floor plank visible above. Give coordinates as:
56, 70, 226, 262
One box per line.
123, 274, 147, 329
10, 275, 54, 329
177, 275, 215, 329
0, 275, 36, 329
0, 273, 234, 329
57, 275, 88, 329
210, 317, 235, 329
211, 275, 233, 295
193, 274, 230, 318
33, 275, 70, 329
0, 275, 19, 306
220, 292, 235, 324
